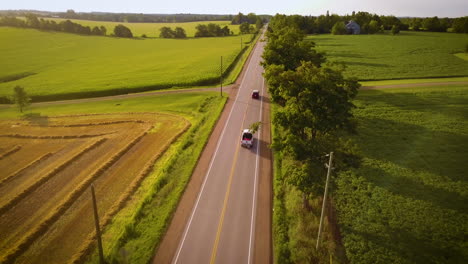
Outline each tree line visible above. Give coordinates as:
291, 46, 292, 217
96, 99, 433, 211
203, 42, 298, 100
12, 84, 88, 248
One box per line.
0, 14, 139, 38
262, 14, 361, 209
0, 9, 242, 23
0, 14, 107, 35
272, 11, 468, 34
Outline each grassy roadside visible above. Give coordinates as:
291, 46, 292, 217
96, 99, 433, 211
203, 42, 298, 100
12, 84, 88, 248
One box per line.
78, 93, 226, 263
271, 104, 343, 264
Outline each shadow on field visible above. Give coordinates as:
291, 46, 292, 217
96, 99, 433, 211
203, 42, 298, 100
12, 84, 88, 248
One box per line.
358, 89, 468, 120
343, 225, 466, 264
346, 61, 389, 67
330, 52, 366, 59
360, 164, 467, 213
357, 116, 468, 180
22, 112, 49, 126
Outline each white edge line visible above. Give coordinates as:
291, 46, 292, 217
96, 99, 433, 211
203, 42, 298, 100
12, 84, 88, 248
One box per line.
248, 70, 265, 264
173, 42, 259, 264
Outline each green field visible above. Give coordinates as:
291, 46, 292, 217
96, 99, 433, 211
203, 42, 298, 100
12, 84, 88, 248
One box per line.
311, 31, 468, 80
45, 18, 240, 37
0, 91, 227, 263
0, 27, 250, 101
336, 85, 468, 263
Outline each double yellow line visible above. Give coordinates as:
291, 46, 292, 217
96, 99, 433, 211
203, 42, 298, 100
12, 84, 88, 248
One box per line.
209, 98, 251, 264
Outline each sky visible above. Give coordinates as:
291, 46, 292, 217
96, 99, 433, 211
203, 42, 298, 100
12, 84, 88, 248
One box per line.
1, 0, 467, 17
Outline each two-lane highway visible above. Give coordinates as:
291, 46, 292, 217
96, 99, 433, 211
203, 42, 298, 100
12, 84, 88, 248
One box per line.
169, 33, 268, 264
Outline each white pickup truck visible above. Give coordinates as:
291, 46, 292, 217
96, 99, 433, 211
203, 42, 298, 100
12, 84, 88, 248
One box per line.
240, 129, 253, 148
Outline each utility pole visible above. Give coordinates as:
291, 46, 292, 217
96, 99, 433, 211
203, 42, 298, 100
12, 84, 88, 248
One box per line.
240, 35, 243, 51
91, 184, 105, 264
220, 56, 223, 97
316, 152, 334, 250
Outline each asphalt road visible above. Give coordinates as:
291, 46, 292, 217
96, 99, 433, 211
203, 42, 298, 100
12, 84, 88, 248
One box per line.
168, 33, 267, 264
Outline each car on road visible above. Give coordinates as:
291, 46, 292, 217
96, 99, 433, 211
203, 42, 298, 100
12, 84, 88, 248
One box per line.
252, 90, 259, 99
241, 129, 253, 148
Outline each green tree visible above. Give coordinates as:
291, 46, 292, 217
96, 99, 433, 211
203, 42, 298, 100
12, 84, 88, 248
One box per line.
239, 22, 251, 34
262, 26, 324, 71
159, 26, 175, 38
391, 24, 400, 35
453, 17, 468, 33
368, 20, 380, 34
25, 13, 40, 28
99, 26, 107, 35
91, 26, 102, 35
423, 16, 441, 31
114, 24, 133, 38
256, 17, 263, 30
12, 86, 31, 113
195, 24, 209, 37
173, 27, 187, 38
249, 121, 261, 134
331, 21, 347, 35
265, 61, 360, 204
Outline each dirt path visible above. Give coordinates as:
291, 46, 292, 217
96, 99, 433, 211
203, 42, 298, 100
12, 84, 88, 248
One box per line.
361, 81, 468, 90
0, 86, 233, 110
1, 81, 466, 111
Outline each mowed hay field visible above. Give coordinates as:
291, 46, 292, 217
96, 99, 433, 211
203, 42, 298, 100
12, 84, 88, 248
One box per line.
335, 85, 468, 263
0, 113, 188, 263
0, 91, 227, 263
312, 31, 468, 80
0, 27, 247, 100
46, 18, 240, 37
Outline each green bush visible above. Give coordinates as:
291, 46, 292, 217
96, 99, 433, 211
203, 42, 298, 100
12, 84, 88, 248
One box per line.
331, 21, 347, 35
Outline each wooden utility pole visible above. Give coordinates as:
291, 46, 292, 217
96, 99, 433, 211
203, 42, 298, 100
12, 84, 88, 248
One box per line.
220, 56, 223, 97
316, 152, 334, 250
91, 184, 105, 264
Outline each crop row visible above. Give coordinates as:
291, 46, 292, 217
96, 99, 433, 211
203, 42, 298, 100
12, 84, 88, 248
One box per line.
70, 121, 191, 264
0, 132, 114, 139
0, 152, 53, 188
26, 120, 146, 128
0, 145, 21, 160
0, 138, 107, 216
1, 128, 150, 264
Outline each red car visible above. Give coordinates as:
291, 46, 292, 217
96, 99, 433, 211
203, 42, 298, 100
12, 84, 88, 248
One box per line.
252, 90, 259, 99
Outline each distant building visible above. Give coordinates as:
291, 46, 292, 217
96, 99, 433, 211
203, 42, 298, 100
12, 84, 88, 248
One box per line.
346, 20, 360, 34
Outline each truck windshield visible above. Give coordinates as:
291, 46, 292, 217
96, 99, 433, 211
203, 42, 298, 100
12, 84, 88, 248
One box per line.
243, 133, 253, 140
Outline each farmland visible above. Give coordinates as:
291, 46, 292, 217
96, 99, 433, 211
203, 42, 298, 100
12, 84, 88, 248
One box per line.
0, 27, 252, 101
45, 18, 241, 37
0, 91, 227, 263
312, 31, 468, 80
335, 85, 468, 263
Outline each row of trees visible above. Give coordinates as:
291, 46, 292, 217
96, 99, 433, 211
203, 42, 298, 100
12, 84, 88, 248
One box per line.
0, 14, 107, 36
159, 26, 187, 38
194, 23, 231, 37
273, 12, 468, 34
61, 9, 238, 23
0, 13, 136, 38
263, 15, 361, 207
331, 20, 400, 35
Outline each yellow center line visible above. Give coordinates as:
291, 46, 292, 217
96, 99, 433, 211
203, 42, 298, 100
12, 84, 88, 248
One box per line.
210, 99, 251, 264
